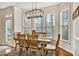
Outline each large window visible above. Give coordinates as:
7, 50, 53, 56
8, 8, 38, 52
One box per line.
5, 14, 14, 45
60, 9, 69, 40
45, 14, 55, 37
34, 17, 42, 32
6, 18, 11, 43
24, 16, 31, 34
24, 14, 55, 38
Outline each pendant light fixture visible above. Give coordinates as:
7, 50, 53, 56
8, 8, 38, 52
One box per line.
25, 2, 44, 18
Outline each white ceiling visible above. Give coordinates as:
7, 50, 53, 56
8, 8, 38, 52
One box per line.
0, 2, 60, 10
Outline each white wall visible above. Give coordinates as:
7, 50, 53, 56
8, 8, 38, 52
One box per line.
14, 7, 23, 33
73, 2, 79, 13
72, 2, 79, 56
0, 6, 14, 44
58, 2, 73, 53
73, 17, 79, 56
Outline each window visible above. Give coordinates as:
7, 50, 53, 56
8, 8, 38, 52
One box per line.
6, 18, 11, 42
44, 14, 55, 37
24, 14, 55, 38
5, 14, 13, 44
24, 16, 31, 34
60, 9, 69, 41
34, 17, 42, 32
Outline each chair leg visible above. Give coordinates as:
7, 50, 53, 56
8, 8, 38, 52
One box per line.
29, 49, 31, 56
15, 45, 17, 50
25, 48, 27, 56
36, 51, 38, 56
55, 49, 59, 56
25, 47, 28, 56
56, 49, 59, 56
15, 44, 18, 50
37, 50, 39, 56
19, 47, 22, 56
44, 49, 48, 56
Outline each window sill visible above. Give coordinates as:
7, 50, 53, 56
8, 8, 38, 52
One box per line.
61, 39, 70, 44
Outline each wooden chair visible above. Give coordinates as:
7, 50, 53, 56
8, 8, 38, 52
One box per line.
13, 32, 21, 50
41, 32, 46, 38
28, 35, 40, 56
17, 34, 27, 55
32, 30, 38, 35
44, 34, 60, 56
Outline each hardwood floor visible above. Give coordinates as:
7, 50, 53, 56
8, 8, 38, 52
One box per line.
58, 47, 73, 56
0, 44, 73, 56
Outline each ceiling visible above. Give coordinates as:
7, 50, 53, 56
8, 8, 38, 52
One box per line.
0, 2, 60, 10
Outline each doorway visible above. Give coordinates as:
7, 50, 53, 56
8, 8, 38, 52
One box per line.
5, 15, 13, 46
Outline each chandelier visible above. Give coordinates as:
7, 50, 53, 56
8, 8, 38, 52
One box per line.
25, 2, 44, 18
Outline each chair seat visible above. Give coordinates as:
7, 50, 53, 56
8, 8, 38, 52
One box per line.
29, 48, 38, 52
38, 44, 42, 48
45, 44, 56, 49
29, 45, 42, 49
29, 46, 38, 49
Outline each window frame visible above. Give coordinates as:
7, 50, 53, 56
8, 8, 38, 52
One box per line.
23, 14, 55, 39
5, 14, 14, 45
34, 17, 42, 32
60, 8, 70, 42
44, 14, 55, 37
23, 16, 31, 34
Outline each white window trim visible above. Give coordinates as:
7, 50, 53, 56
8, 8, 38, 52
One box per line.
60, 8, 70, 43
23, 15, 32, 34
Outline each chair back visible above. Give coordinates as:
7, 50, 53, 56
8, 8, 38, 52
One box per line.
13, 32, 21, 38
29, 40, 38, 47
17, 34, 26, 47
41, 32, 46, 38
17, 34, 26, 40
27, 34, 30, 45
27, 34, 29, 40
32, 30, 35, 34
32, 30, 38, 35
56, 34, 60, 48
28, 35, 38, 47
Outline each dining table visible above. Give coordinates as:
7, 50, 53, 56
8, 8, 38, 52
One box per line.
13, 37, 51, 56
